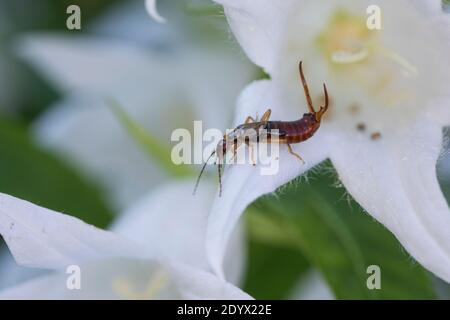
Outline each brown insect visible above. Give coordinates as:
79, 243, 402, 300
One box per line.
194, 61, 329, 196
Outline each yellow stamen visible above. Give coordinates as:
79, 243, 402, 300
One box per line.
112, 269, 169, 300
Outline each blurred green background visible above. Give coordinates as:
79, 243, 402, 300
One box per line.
0, 0, 449, 299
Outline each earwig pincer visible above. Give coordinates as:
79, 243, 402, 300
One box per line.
193, 61, 329, 196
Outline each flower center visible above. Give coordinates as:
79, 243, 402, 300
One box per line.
317, 11, 373, 65
316, 10, 419, 113
112, 268, 170, 299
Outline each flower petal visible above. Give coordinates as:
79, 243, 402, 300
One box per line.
94, 0, 174, 44
0, 257, 252, 299
15, 34, 170, 96
0, 193, 144, 270
112, 181, 214, 270
169, 262, 253, 300
409, 0, 444, 15
0, 258, 176, 299
145, 0, 166, 23
430, 96, 450, 127
28, 35, 254, 209
214, 0, 296, 73
291, 271, 335, 300
329, 120, 450, 282
0, 273, 65, 299
206, 80, 330, 278
0, 250, 47, 291
33, 95, 166, 209
112, 180, 246, 285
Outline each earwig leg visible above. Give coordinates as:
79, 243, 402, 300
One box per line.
260, 109, 272, 122
250, 144, 256, 166
228, 139, 241, 164
232, 140, 238, 164
229, 149, 238, 164
218, 162, 223, 197
287, 143, 305, 164
245, 141, 257, 166
299, 61, 315, 114
245, 116, 256, 124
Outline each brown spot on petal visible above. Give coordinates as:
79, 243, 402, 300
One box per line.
356, 123, 366, 132
348, 103, 360, 115
371, 132, 382, 140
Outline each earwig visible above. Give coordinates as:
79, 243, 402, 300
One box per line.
193, 61, 329, 197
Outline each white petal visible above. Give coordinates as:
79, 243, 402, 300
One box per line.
169, 262, 253, 300
409, 0, 444, 15
15, 34, 169, 96
329, 120, 450, 282
112, 180, 246, 285
0, 193, 144, 270
93, 0, 177, 45
0, 258, 176, 299
33, 95, 166, 209
439, 146, 450, 179
145, 0, 166, 23
430, 96, 450, 127
112, 180, 215, 270
206, 80, 330, 278
290, 271, 335, 300
29, 38, 254, 209
215, 0, 296, 73
0, 273, 65, 299
0, 250, 48, 291
0, 257, 251, 300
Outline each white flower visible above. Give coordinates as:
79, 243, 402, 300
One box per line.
0, 180, 250, 299
203, 0, 450, 283
291, 271, 334, 300
145, 0, 166, 23
17, 1, 254, 209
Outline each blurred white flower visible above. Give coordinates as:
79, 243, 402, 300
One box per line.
0, 180, 250, 299
291, 271, 334, 300
145, 0, 166, 23
17, 0, 254, 210
202, 0, 450, 283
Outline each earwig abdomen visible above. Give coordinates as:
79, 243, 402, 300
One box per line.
266, 113, 320, 144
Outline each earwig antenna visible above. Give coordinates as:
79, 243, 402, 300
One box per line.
193, 150, 216, 195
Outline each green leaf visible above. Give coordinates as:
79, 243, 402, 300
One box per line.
110, 100, 195, 178
181, 0, 223, 17
243, 235, 311, 299
247, 161, 436, 299
243, 209, 314, 299
0, 118, 113, 228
